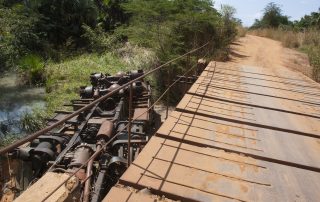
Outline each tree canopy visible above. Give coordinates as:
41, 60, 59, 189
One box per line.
251, 2, 320, 30
251, 2, 290, 29
0, 0, 239, 78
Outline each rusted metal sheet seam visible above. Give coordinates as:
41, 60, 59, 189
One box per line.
194, 83, 320, 106
187, 92, 320, 119
175, 107, 320, 139
155, 132, 320, 173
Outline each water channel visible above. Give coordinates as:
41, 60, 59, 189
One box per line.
0, 72, 45, 136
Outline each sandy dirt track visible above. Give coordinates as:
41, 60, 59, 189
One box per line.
230, 34, 314, 78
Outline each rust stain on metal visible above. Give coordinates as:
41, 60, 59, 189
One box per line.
97, 120, 114, 140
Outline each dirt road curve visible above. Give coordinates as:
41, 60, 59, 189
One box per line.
231, 34, 313, 77
103, 35, 320, 202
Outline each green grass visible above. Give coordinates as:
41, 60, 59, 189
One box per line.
303, 46, 320, 82
0, 133, 20, 148
18, 54, 45, 85
45, 52, 128, 115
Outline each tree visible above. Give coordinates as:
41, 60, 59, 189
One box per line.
221, 5, 238, 40
95, 0, 129, 31
35, 0, 99, 46
295, 8, 320, 29
0, 4, 43, 71
261, 2, 289, 27
251, 2, 290, 28
120, 0, 227, 59
118, 0, 237, 100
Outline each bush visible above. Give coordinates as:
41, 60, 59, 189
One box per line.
308, 47, 320, 82
81, 24, 120, 53
282, 31, 300, 48
237, 25, 247, 37
18, 54, 45, 85
0, 133, 21, 148
117, 42, 158, 70
20, 109, 46, 133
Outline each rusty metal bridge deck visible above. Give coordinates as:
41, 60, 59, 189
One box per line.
103, 61, 320, 202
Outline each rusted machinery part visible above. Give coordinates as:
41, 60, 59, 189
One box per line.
96, 121, 114, 141
40, 56, 211, 202
0, 42, 209, 155
69, 144, 93, 168
75, 169, 87, 182
108, 156, 127, 166
83, 143, 102, 202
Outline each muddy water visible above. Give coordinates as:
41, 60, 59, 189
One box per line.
0, 73, 45, 134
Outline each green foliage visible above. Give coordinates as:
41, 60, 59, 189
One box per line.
251, 3, 319, 30
96, 0, 129, 30
35, 0, 99, 46
115, 0, 238, 100
0, 109, 45, 148
294, 8, 320, 29
306, 46, 320, 82
251, 2, 290, 29
81, 24, 119, 52
45, 52, 126, 115
221, 5, 240, 42
120, 0, 238, 62
0, 133, 21, 148
20, 108, 46, 133
0, 0, 239, 116
18, 54, 45, 85
0, 5, 43, 71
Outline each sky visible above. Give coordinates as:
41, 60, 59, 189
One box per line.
213, 0, 319, 27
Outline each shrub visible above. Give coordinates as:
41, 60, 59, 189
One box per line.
0, 133, 21, 148
81, 24, 119, 53
237, 25, 247, 37
308, 47, 320, 82
18, 54, 45, 85
20, 109, 46, 133
282, 31, 300, 48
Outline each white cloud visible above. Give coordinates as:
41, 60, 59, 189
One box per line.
253, 12, 262, 19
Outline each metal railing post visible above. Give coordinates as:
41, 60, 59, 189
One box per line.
127, 83, 133, 166
165, 91, 169, 120
165, 67, 170, 120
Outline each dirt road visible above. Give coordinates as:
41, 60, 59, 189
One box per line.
230, 34, 313, 79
